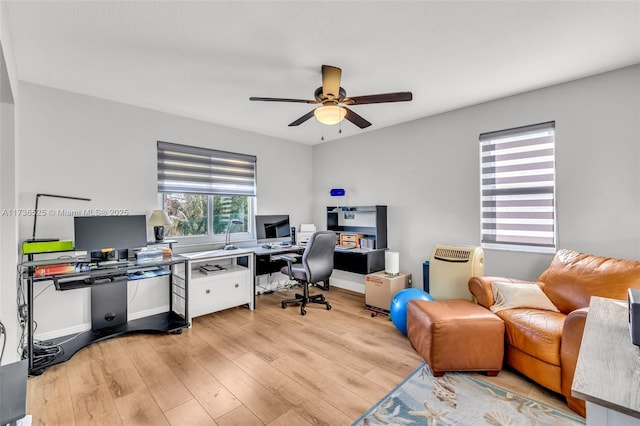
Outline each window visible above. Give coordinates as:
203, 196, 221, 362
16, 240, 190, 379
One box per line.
157, 141, 256, 243
479, 122, 556, 253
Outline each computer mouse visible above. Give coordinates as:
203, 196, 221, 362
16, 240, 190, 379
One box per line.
134, 271, 145, 275
262, 244, 272, 249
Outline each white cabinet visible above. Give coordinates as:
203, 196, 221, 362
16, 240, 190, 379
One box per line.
174, 249, 254, 325
190, 265, 251, 317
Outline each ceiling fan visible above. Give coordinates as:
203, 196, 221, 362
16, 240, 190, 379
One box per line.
249, 65, 413, 129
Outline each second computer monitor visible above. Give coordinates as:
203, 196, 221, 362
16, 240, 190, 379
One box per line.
255, 214, 291, 244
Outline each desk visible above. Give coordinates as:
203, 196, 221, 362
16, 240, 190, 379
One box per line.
250, 244, 305, 276
572, 296, 640, 425
21, 256, 189, 376
178, 248, 255, 324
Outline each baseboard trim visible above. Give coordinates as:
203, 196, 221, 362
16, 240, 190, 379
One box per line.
34, 323, 90, 341
128, 306, 170, 321
33, 306, 170, 341
329, 276, 365, 294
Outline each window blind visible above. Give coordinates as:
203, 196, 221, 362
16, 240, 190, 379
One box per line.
480, 122, 556, 251
157, 141, 257, 196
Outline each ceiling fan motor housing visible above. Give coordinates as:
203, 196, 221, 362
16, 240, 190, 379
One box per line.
315, 86, 346, 102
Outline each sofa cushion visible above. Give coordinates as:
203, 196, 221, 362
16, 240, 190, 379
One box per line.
538, 249, 640, 313
497, 308, 565, 366
490, 282, 560, 313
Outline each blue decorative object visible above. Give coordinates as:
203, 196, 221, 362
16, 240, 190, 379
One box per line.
330, 188, 346, 196
390, 288, 434, 336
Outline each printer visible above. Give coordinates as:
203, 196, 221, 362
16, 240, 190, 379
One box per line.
297, 224, 316, 246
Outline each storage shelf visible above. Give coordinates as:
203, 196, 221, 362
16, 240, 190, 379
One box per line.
327, 205, 387, 274
190, 263, 248, 280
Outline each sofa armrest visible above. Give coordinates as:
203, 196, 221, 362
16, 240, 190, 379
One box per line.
560, 307, 589, 416
468, 276, 537, 309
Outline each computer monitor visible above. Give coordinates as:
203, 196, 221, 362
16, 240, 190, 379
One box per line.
74, 215, 147, 259
255, 214, 291, 244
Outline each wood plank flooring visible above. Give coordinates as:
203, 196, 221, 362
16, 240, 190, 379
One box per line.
27, 287, 572, 425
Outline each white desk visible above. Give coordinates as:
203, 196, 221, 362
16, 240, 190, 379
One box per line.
177, 248, 255, 324
175, 245, 308, 324
572, 296, 640, 425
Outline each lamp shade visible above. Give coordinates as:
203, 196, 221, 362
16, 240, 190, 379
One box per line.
148, 210, 171, 226
314, 105, 346, 125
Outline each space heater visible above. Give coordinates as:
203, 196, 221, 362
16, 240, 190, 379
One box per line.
429, 245, 484, 301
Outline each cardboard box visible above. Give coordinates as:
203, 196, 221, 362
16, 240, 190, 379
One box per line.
365, 271, 412, 312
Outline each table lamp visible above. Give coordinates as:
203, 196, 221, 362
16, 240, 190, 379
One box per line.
149, 210, 172, 242
224, 219, 244, 250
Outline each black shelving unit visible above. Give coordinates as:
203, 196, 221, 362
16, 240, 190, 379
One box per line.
327, 205, 388, 274
21, 255, 189, 375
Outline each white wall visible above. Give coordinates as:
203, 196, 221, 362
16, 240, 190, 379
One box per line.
313, 65, 640, 292
1, 0, 21, 363
16, 82, 313, 338
12, 65, 640, 336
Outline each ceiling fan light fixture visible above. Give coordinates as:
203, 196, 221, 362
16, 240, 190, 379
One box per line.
314, 105, 346, 125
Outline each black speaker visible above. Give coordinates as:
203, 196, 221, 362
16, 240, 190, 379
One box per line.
291, 227, 296, 245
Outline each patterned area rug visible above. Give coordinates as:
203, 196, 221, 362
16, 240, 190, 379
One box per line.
353, 363, 585, 426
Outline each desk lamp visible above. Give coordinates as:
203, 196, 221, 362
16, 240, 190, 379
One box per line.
149, 210, 172, 242
224, 219, 243, 250
28, 193, 91, 242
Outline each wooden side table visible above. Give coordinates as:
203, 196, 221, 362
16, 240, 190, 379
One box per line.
572, 296, 640, 425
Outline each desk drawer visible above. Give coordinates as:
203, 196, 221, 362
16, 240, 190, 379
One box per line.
190, 270, 250, 318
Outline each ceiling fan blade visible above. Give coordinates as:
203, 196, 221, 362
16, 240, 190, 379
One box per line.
250, 96, 318, 104
288, 110, 316, 127
343, 91, 413, 105
321, 65, 342, 100
344, 107, 372, 129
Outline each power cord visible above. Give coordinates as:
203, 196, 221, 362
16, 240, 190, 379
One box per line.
0, 319, 6, 364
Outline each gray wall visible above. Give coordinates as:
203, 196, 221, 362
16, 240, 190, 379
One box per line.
313, 65, 640, 291
0, 2, 20, 364
16, 82, 314, 338
8, 63, 640, 339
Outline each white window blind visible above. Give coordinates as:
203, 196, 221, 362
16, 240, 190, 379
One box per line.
480, 122, 556, 252
157, 141, 257, 196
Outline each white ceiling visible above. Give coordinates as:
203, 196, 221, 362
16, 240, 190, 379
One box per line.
3, 1, 640, 145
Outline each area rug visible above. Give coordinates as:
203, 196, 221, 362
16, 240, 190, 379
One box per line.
352, 363, 585, 426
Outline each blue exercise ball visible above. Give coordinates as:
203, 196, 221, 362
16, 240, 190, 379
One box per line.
390, 288, 434, 336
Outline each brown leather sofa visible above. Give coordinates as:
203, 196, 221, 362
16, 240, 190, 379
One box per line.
468, 249, 640, 417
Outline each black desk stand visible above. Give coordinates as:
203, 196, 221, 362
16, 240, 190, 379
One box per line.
21, 255, 189, 376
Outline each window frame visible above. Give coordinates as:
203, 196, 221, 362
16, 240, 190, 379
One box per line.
158, 193, 255, 246
479, 121, 557, 254
156, 141, 257, 246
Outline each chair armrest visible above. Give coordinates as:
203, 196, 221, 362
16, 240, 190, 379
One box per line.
280, 255, 299, 263
279, 255, 298, 279
468, 276, 539, 309
560, 307, 589, 403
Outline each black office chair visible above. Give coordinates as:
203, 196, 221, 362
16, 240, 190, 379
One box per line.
280, 230, 337, 315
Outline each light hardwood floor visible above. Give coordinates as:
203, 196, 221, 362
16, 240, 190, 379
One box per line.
27, 287, 572, 425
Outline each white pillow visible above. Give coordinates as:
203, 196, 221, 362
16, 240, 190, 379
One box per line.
490, 281, 560, 314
